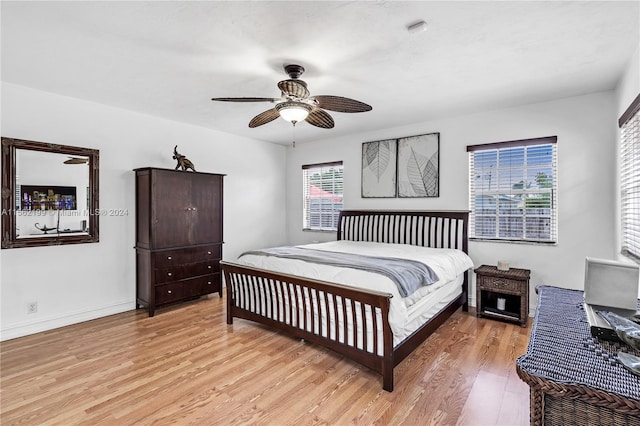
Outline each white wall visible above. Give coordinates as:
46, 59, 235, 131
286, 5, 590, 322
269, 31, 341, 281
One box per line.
286, 91, 617, 311
616, 46, 639, 122
614, 46, 639, 259
0, 83, 288, 340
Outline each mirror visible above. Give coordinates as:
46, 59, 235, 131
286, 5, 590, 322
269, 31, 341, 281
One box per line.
1, 137, 99, 248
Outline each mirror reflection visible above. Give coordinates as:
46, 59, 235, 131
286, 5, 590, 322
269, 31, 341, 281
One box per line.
16, 150, 90, 238
1, 137, 99, 249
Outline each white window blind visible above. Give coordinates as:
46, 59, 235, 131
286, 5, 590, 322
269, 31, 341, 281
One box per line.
620, 94, 640, 262
302, 161, 343, 231
468, 137, 558, 243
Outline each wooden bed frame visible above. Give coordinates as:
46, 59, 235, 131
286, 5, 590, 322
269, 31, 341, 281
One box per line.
221, 210, 469, 391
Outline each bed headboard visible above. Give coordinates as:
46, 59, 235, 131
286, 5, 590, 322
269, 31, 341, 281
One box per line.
337, 210, 468, 254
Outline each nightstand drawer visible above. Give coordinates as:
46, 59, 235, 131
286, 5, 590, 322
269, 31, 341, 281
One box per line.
478, 276, 524, 293
474, 264, 531, 327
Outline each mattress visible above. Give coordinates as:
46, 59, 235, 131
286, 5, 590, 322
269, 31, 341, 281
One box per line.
237, 240, 473, 350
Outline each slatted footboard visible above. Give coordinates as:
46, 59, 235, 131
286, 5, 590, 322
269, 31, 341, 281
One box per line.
222, 210, 469, 391
222, 262, 396, 390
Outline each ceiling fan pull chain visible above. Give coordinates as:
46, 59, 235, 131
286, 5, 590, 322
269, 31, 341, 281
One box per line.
292, 123, 296, 148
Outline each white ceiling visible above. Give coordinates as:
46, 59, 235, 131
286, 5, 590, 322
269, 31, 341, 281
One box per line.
2, 1, 638, 145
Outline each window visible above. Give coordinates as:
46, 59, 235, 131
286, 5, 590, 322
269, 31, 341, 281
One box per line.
468, 137, 557, 243
620, 93, 640, 262
303, 161, 343, 231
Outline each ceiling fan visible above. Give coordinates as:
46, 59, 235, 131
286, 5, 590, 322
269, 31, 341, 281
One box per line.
211, 64, 372, 129
64, 157, 88, 164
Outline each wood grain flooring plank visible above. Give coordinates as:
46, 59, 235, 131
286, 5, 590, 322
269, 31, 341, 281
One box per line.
1, 294, 532, 425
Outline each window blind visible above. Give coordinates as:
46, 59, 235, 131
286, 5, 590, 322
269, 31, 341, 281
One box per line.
468, 136, 557, 243
620, 94, 640, 261
302, 161, 343, 231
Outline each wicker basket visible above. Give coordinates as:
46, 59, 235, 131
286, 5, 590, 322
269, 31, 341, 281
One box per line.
516, 286, 640, 425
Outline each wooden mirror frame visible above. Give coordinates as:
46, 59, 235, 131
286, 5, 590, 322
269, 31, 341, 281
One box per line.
1, 137, 99, 249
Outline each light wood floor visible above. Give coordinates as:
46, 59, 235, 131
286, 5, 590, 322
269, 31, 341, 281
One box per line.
1, 293, 532, 425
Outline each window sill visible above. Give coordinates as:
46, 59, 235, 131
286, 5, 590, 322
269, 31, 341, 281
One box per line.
303, 228, 337, 233
470, 237, 557, 246
621, 250, 640, 265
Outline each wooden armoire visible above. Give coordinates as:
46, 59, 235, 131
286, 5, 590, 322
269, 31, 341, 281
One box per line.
134, 167, 224, 316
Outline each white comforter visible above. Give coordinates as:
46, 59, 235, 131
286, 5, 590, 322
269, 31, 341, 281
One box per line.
237, 240, 474, 346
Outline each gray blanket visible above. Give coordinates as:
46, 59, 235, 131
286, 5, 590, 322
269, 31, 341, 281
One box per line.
241, 246, 439, 297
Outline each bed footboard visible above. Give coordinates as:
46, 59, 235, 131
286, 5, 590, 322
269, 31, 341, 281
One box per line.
221, 261, 396, 391
222, 210, 469, 391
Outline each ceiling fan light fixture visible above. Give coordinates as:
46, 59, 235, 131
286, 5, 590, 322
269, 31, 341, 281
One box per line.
276, 101, 312, 124
211, 63, 371, 129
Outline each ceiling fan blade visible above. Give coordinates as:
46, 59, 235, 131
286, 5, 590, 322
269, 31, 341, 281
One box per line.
249, 108, 280, 128
277, 80, 310, 99
305, 108, 335, 129
313, 95, 372, 113
64, 157, 88, 164
211, 97, 278, 102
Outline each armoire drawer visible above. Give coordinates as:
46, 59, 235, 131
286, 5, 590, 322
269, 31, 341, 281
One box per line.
190, 261, 220, 276
153, 245, 221, 267
155, 274, 221, 305
154, 265, 186, 283
201, 273, 221, 295
154, 261, 220, 284
185, 274, 221, 297
155, 282, 185, 305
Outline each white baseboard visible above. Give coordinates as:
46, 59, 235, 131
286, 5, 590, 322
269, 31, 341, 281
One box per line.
0, 301, 135, 342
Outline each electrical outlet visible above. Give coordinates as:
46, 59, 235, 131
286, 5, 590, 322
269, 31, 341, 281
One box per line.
27, 302, 37, 314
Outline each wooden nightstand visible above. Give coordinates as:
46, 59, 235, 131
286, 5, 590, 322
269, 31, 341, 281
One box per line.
475, 265, 530, 327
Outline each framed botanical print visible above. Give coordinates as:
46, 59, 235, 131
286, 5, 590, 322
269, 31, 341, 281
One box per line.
361, 139, 397, 198
397, 133, 439, 197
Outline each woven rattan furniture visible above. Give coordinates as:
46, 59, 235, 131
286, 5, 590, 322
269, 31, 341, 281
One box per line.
517, 286, 640, 425
475, 265, 530, 327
